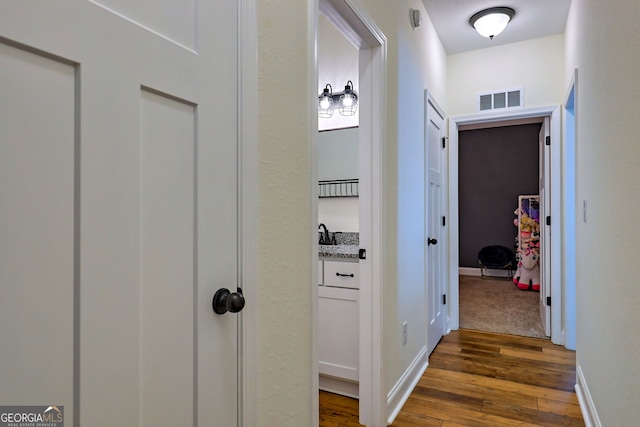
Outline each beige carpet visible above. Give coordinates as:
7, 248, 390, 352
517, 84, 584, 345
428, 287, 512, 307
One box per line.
459, 275, 547, 339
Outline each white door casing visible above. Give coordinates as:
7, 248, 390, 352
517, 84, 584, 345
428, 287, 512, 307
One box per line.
562, 70, 578, 350
447, 106, 563, 345
0, 1, 243, 426
317, 0, 387, 425
539, 117, 552, 336
426, 92, 446, 355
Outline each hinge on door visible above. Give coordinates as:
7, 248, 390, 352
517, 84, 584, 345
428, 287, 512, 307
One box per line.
545, 136, 550, 146
546, 216, 551, 226
443, 294, 447, 305
442, 137, 447, 149
442, 216, 446, 227
547, 296, 551, 306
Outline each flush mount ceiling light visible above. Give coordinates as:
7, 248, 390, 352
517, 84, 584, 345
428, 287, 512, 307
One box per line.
469, 7, 515, 40
318, 81, 358, 118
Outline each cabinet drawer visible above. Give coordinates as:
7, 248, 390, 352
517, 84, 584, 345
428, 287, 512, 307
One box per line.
323, 260, 359, 289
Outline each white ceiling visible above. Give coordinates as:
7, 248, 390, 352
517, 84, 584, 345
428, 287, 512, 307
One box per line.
421, 0, 572, 54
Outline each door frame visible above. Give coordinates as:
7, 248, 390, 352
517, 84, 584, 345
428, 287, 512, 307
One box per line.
562, 69, 578, 350
447, 105, 563, 345
313, 1, 387, 425
239, 0, 258, 425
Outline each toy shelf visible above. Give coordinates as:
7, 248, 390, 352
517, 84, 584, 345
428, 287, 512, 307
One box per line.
516, 195, 540, 258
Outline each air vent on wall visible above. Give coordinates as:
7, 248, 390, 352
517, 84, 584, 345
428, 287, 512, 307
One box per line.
477, 88, 523, 112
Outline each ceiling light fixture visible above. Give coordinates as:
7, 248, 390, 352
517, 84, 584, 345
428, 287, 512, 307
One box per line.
469, 7, 515, 40
318, 81, 358, 118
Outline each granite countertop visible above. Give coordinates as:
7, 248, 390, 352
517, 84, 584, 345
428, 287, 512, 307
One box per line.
317, 231, 359, 260
318, 244, 359, 260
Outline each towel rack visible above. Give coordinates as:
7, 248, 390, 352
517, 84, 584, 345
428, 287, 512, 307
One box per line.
318, 179, 359, 198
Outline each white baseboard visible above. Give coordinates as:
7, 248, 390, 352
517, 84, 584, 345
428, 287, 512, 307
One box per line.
319, 374, 359, 399
575, 364, 602, 427
459, 266, 511, 278
386, 346, 428, 425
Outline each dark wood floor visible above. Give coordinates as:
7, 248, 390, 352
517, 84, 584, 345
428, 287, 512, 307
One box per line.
319, 329, 585, 427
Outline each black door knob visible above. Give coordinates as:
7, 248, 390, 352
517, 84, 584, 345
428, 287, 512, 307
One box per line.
428, 237, 438, 245
212, 288, 245, 315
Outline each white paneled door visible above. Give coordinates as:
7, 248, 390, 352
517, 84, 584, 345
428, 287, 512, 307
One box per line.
426, 93, 446, 355
539, 117, 552, 337
0, 1, 242, 426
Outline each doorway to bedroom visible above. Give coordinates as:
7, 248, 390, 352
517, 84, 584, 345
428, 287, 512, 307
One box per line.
457, 119, 546, 338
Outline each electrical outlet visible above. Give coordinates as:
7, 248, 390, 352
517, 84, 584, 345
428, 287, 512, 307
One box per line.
402, 322, 408, 346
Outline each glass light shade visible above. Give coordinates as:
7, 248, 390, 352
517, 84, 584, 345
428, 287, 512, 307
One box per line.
320, 96, 332, 110
470, 7, 515, 40
473, 12, 510, 38
341, 93, 355, 107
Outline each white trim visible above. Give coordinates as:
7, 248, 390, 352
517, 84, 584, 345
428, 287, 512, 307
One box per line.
447, 120, 460, 331
426, 91, 446, 128
310, 1, 320, 427
561, 68, 578, 351
239, 0, 258, 425
549, 106, 563, 345
386, 347, 428, 425
316, 2, 387, 426
448, 106, 563, 344
575, 364, 602, 427
319, 375, 359, 399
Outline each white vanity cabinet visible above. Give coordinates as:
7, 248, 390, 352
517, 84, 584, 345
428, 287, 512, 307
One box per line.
323, 260, 359, 288
318, 258, 359, 398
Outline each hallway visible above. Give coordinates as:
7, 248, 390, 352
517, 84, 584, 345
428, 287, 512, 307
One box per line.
320, 329, 583, 426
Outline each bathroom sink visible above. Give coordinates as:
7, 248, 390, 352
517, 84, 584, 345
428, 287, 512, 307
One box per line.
319, 239, 337, 245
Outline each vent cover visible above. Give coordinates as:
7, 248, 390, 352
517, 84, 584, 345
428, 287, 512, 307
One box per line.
478, 88, 523, 112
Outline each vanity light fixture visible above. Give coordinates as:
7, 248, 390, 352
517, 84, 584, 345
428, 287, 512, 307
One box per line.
318, 81, 358, 118
318, 84, 334, 118
469, 7, 515, 40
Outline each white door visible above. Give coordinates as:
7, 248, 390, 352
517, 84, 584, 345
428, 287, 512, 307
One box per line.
539, 117, 551, 336
426, 94, 446, 355
0, 1, 242, 426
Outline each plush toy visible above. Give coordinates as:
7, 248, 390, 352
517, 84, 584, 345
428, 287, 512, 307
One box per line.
513, 208, 521, 226
513, 249, 540, 291
518, 213, 540, 242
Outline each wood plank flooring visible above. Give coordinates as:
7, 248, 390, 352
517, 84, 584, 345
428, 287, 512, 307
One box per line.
319, 329, 584, 427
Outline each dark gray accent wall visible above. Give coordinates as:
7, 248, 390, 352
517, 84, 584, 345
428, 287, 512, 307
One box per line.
458, 124, 540, 268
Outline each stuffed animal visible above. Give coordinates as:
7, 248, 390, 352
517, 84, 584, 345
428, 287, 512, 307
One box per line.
513, 208, 522, 227
519, 213, 540, 242
513, 249, 540, 291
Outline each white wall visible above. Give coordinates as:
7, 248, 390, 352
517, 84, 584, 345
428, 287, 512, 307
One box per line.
318, 15, 359, 131
317, 128, 359, 181
564, 0, 640, 424
447, 34, 565, 116
318, 198, 359, 232
257, 1, 313, 425
359, 0, 448, 414
317, 20, 360, 233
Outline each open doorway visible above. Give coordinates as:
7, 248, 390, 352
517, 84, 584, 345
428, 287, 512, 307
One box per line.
447, 106, 564, 345
457, 120, 546, 338
317, 11, 361, 401
315, 0, 387, 425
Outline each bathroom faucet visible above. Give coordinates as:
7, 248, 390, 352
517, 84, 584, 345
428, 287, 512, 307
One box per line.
318, 223, 331, 245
